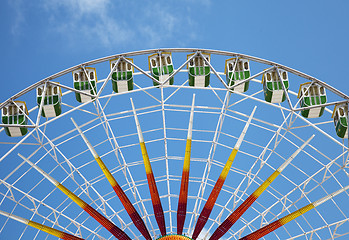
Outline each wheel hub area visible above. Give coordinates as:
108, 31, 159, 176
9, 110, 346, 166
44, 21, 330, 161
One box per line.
157, 235, 193, 240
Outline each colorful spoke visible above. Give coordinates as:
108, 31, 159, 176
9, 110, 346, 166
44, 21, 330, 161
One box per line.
240, 185, 349, 240
131, 98, 167, 236
71, 118, 152, 240
177, 94, 195, 235
0, 210, 84, 240
191, 106, 257, 240
18, 154, 132, 240
209, 135, 315, 240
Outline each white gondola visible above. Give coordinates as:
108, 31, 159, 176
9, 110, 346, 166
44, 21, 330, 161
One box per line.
110, 58, 134, 93
148, 52, 174, 86
1, 101, 28, 137
262, 69, 289, 103
36, 83, 62, 118
187, 53, 211, 87
332, 103, 348, 138
72, 67, 97, 103
298, 82, 327, 118
225, 58, 250, 93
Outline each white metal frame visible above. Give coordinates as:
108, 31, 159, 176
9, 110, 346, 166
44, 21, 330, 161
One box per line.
0, 49, 348, 240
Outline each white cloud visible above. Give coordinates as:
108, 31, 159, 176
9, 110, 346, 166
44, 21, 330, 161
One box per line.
42, 0, 204, 48
135, 2, 198, 48
8, 0, 210, 49
42, 0, 134, 48
44, 0, 111, 14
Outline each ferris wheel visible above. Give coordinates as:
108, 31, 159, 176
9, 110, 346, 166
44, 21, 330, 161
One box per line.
0, 48, 348, 240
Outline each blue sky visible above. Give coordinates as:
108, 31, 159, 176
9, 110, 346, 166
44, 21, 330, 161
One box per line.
1, 0, 348, 101
1, 1, 349, 239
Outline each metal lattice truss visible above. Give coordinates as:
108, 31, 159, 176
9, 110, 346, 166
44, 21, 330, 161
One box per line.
0, 49, 348, 240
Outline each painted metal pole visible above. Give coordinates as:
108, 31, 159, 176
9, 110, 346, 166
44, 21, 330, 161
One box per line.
130, 98, 167, 236
0, 210, 84, 240
192, 106, 257, 240
177, 94, 195, 234
209, 135, 315, 240
71, 118, 152, 240
18, 154, 131, 240
240, 185, 349, 240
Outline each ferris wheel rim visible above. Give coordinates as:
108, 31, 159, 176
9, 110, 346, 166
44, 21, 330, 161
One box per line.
1, 48, 348, 111
0, 48, 348, 240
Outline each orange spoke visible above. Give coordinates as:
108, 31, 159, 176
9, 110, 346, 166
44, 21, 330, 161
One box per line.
131, 98, 167, 236
18, 154, 131, 240
71, 118, 152, 240
209, 135, 314, 240
192, 106, 256, 240
240, 185, 349, 240
177, 94, 195, 235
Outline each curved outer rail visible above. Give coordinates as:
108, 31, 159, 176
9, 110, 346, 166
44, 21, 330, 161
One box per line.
1, 48, 348, 110
0, 48, 348, 240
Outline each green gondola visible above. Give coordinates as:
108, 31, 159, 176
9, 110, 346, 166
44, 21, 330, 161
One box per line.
298, 82, 327, 118
225, 58, 250, 93
187, 53, 210, 87
148, 52, 174, 86
2, 101, 28, 137
36, 83, 62, 118
110, 58, 134, 93
262, 69, 289, 103
332, 103, 348, 138
72, 67, 97, 103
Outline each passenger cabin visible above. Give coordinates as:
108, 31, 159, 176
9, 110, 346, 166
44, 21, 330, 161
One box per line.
225, 58, 250, 93
72, 67, 97, 103
2, 101, 28, 137
298, 82, 327, 118
36, 83, 62, 118
148, 52, 174, 86
187, 53, 211, 87
332, 103, 348, 138
262, 69, 289, 103
110, 58, 134, 93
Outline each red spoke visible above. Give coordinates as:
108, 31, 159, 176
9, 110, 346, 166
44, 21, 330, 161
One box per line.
72, 119, 151, 240
240, 186, 349, 240
131, 99, 167, 236
0, 210, 84, 240
192, 107, 256, 240
209, 135, 314, 240
19, 154, 132, 240
177, 94, 195, 235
